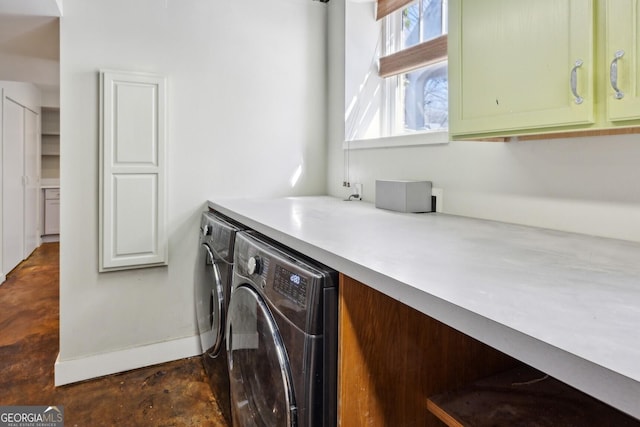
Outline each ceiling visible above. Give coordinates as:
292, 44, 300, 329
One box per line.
0, 0, 60, 60
0, 0, 62, 17
0, 14, 59, 60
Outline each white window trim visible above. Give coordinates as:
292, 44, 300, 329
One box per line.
343, 0, 449, 149
342, 130, 449, 150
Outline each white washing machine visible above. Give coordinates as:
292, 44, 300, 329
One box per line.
194, 210, 245, 425
226, 231, 338, 427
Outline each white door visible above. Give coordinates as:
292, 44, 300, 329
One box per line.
2, 97, 25, 273
23, 108, 39, 257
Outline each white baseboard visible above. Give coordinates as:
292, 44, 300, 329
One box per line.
0, 274, 5, 285
54, 335, 201, 386
41, 235, 60, 243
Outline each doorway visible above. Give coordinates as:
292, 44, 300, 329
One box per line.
0, 11, 60, 279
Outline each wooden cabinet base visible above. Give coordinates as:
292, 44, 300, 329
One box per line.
338, 275, 517, 426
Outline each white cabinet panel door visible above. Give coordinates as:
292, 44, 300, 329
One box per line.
24, 108, 39, 257
99, 70, 167, 271
43, 188, 60, 235
2, 97, 25, 274
44, 198, 60, 235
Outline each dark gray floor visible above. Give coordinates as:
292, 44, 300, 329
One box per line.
0, 243, 229, 426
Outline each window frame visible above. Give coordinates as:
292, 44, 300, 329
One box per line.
343, 0, 450, 149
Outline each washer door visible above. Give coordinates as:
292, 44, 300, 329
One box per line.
227, 285, 296, 427
195, 243, 226, 356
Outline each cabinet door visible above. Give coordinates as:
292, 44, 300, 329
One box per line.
99, 70, 167, 271
24, 108, 39, 256
44, 198, 60, 235
449, 0, 594, 137
2, 97, 25, 274
606, 0, 640, 121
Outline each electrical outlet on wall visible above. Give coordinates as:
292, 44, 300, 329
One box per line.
432, 187, 444, 212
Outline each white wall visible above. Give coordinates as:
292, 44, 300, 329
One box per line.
57, 0, 327, 383
328, 0, 640, 243
0, 51, 59, 90
0, 80, 42, 111
344, 1, 382, 141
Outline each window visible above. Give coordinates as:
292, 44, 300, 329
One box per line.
344, 0, 449, 146
381, 0, 449, 135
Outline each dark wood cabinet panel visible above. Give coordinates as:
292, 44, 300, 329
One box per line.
338, 274, 517, 426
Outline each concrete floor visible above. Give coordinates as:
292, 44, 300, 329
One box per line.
0, 243, 229, 426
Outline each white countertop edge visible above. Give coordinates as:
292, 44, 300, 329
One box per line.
209, 197, 640, 419
41, 178, 60, 188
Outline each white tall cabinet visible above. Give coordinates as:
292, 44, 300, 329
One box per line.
1, 81, 41, 283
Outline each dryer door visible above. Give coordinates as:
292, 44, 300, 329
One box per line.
195, 243, 226, 356
227, 285, 296, 427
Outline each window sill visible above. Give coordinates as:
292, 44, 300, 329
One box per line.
342, 130, 449, 150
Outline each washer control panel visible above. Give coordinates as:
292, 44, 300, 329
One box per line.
273, 263, 308, 308
247, 256, 261, 275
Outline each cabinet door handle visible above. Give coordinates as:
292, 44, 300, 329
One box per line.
570, 59, 584, 105
610, 50, 625, 100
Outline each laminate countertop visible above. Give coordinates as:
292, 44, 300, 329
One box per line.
209, 196, 640, 419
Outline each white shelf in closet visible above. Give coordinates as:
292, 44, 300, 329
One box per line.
42, 134, 60, 156
40, 107, 60, 179
41, 107, 60, 134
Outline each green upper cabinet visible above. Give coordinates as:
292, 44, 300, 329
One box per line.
449, 0, 595, 138
450, 0, 640, 139
606, 0, 640, 122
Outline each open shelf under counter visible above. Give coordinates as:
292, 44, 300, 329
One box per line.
427, 365, 640, 427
